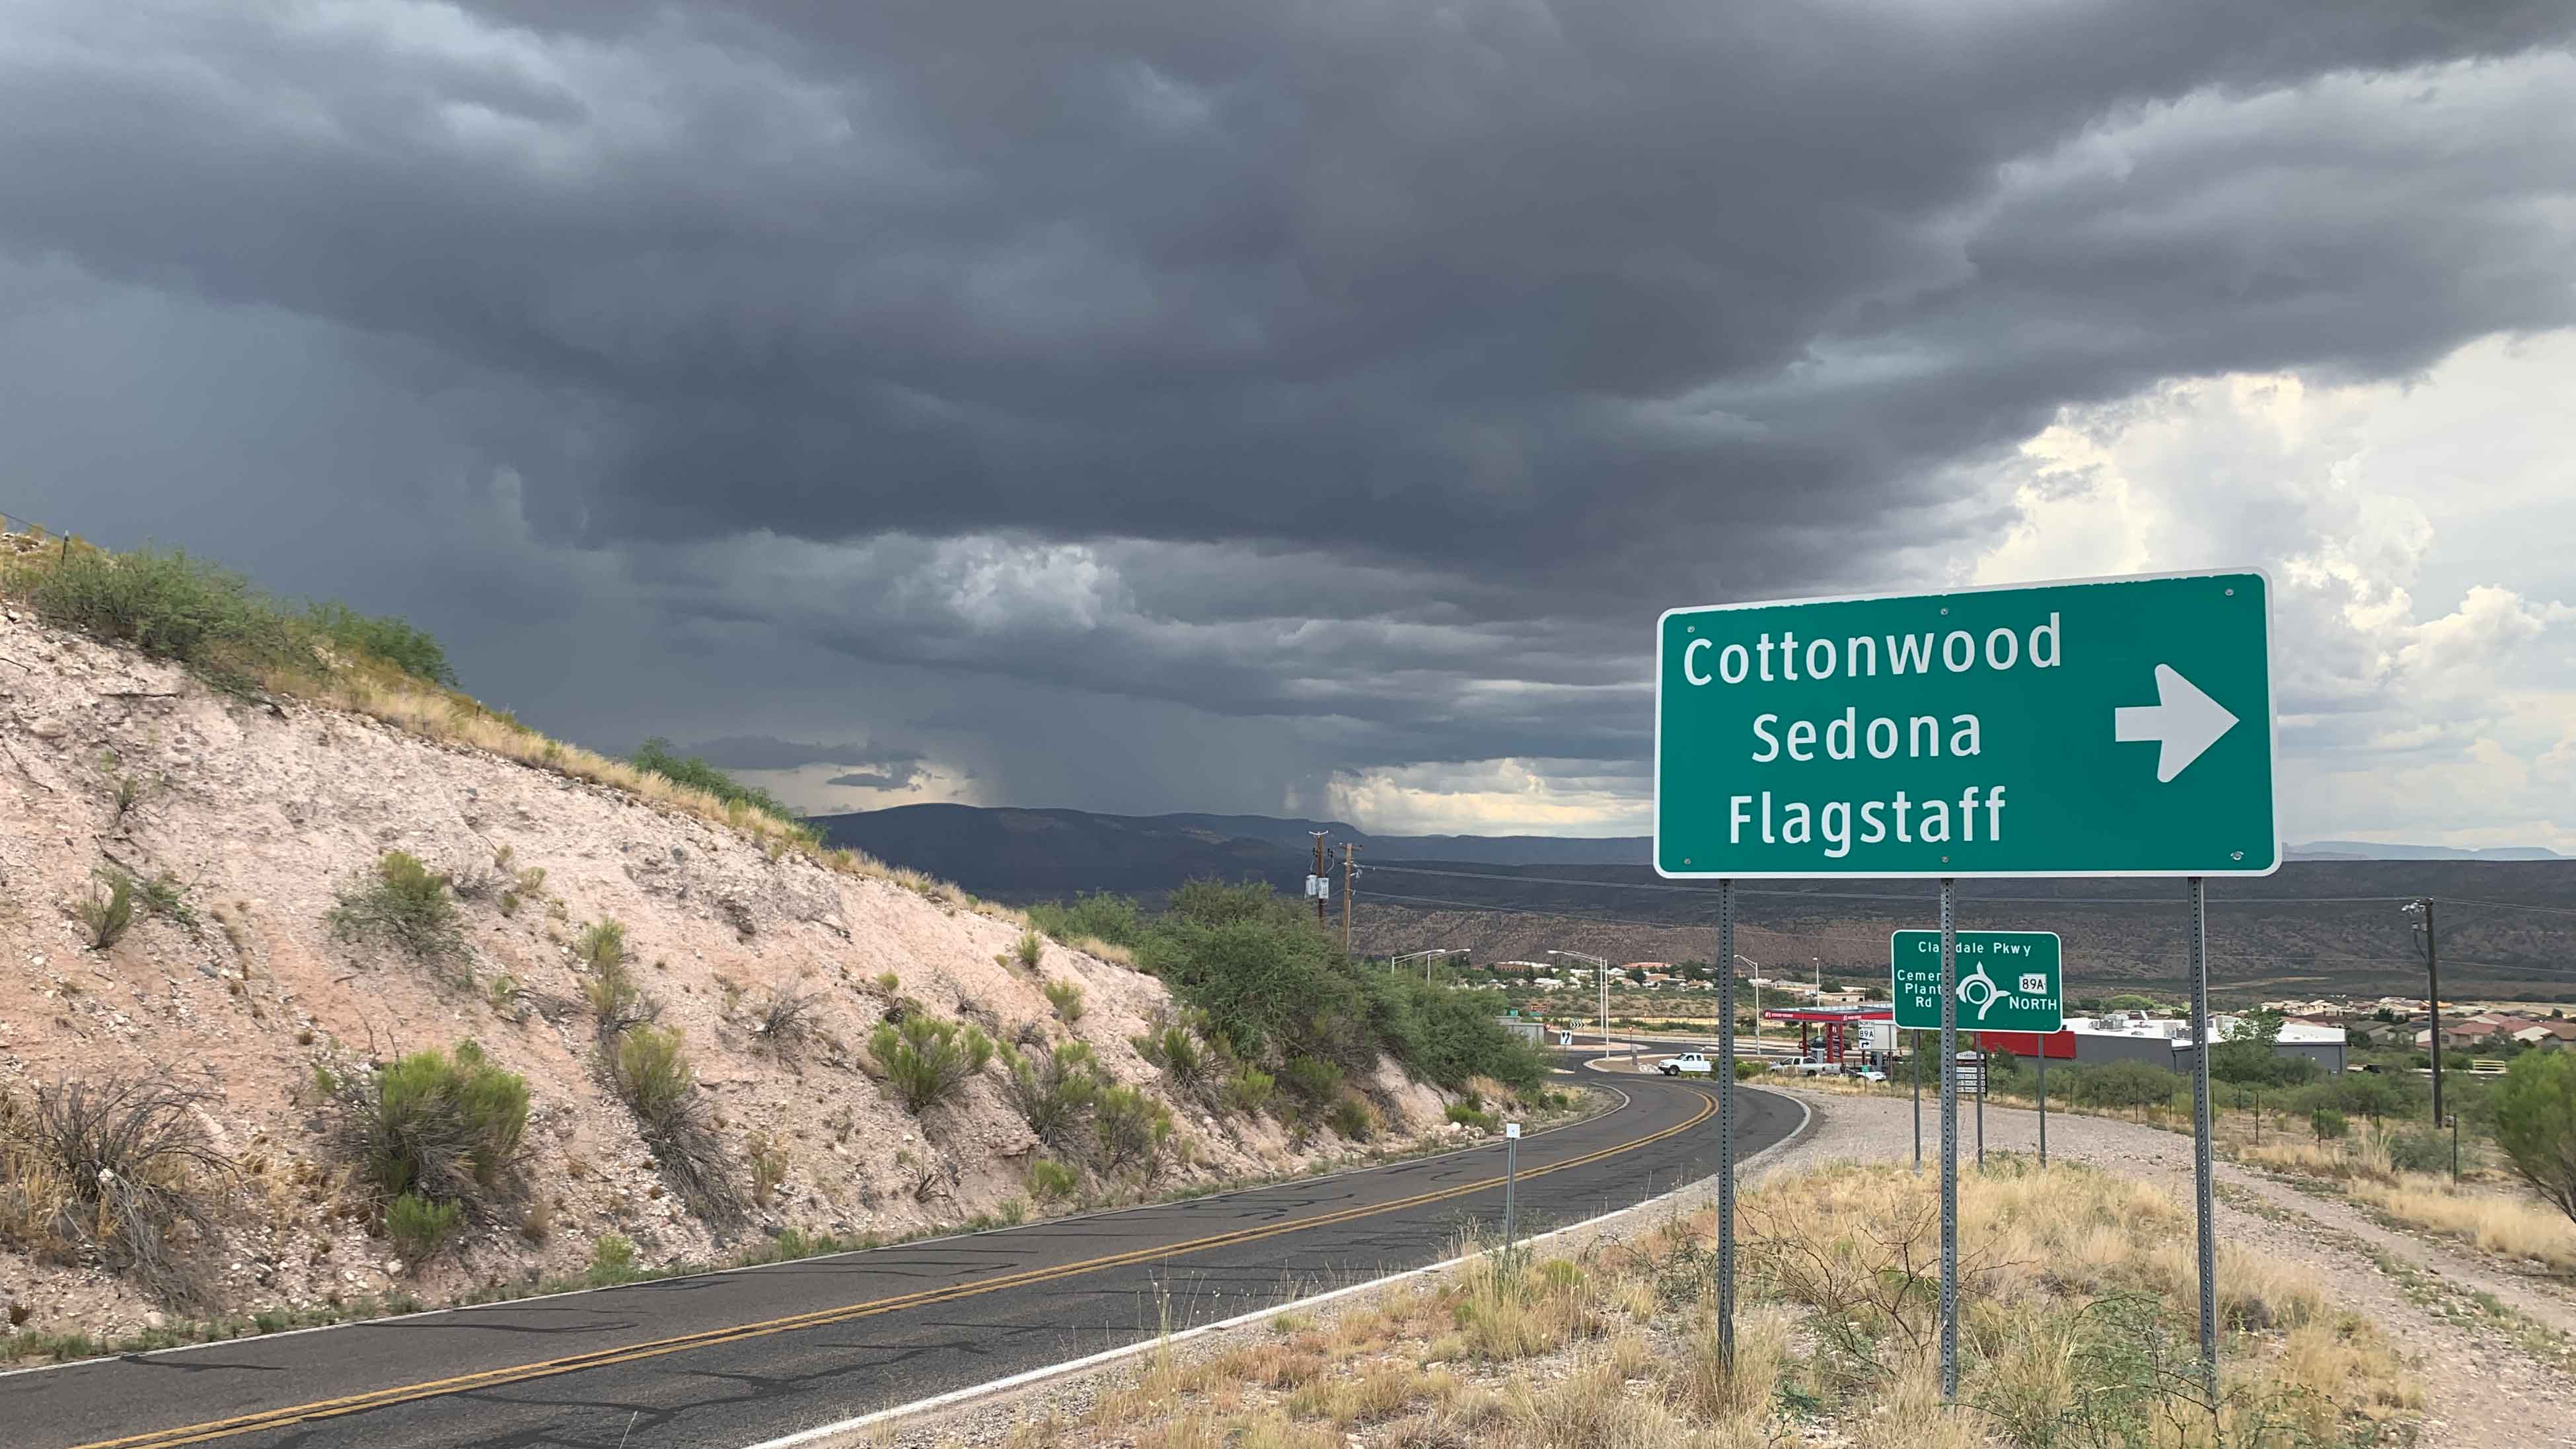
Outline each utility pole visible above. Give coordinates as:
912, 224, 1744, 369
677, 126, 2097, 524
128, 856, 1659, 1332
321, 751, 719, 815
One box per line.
1310, 831, 1328, 928
1341, 842, 1357, 955
2407, 898, 2446, 1127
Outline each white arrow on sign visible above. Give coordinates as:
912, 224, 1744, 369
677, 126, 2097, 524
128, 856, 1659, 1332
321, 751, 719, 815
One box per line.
2114, 664, 2240, 782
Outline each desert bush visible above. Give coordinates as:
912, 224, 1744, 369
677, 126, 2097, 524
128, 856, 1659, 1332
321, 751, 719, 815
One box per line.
1734, 1059, 1768, 1080
1360, 969, 1549, 1093
578, 927, 660, 1042
1224, 1067, 1276, 1116
2310, 1108, 2349, 1141
338, 1040, 529, 1212
873, 970, 901, 994
575, 918, 627, 973
1279, 1057, 1346, 1112
753, 988, 820, 1057
1446, 1102, 1499, 1133
329, 851, 467, 971
2492, 1049, 2576, 1224
1012, 930, 1044, 970
1095, 1085, 1173, 1175
605, 1025, 737, 1223
1025, 892, 1144, 949
1044, 979, 1087, 1024
135, 871, 192, 925
1028, 1158, 1080, 1203
749, 1133, 789, 1207
628, 738, 813, 842
869, 1014, 996, 1113
486, 973, 525, 1019
0, 1077, 229, 1303
77, 868, 137, 950
1133, 884, 1374, 1065
587, 1232, 640, 1286
2384, 1131, 2449, 1176
1136, 1014, 1216, 1094
1328, 1095, 1375, 1140
385, 1193, 464, 1265
2070, 1060, 2181, 1110
1002, 1041, 1101, 1148
18, 546, 290, 686
305, 601, 458, 687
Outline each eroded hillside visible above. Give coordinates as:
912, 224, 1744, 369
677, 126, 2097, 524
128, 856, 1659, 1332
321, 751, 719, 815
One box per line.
0, 602, 1457, 1347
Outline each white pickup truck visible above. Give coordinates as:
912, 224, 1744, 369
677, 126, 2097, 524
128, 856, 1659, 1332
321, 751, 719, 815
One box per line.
1657, 1053, 1716, 1076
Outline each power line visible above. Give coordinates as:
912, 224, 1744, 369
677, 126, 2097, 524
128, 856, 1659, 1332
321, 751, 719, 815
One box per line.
2429, 895, 2576, 920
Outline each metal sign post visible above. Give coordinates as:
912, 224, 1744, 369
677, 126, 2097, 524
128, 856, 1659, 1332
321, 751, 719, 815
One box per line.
1938, 879, 1960, 1400
2187, 878, 2217, 1403
1911, 1037, 1922, 1171
1716, 881, 1738, 1366
1503, 1121, 1522, 1247
2037, 1053, 2048, 1167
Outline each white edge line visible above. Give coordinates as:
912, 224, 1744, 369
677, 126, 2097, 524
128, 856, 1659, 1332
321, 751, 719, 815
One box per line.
740, 1087, 1816, 1449
0, 1072, 1625, 1384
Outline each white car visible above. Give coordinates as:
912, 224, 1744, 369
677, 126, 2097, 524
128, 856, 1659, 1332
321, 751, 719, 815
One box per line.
1658, 1053, 1715, 1076
1852, 1067, 1890, 1084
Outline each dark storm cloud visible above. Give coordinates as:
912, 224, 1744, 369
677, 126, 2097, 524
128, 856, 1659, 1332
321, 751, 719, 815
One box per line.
2, 0, 2571, 816
679, 735, 911, 770
824, 763, 930, 791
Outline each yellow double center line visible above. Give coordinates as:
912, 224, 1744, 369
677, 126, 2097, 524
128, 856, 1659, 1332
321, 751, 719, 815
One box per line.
65, 1087, 1714, 1449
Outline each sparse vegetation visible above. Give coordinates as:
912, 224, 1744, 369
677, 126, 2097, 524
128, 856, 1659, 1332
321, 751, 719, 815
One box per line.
328, 850, 468, 973
749, 1133, 789, 1207
1044, 978, 1087, 1024
1012, 930, 1044, 970
752, 987, 820, 1057
77, 867, 137, 949
1135, 1013, 1217, 1096
587, 1232, 640, 1286
1278, 1057, 1344, 1113
1025, 893, 1144, 951
869, 1014, 997, 1113
2492, 1049, 2576, 1225
873, 970, 902, 994
1326, 1095, 1374, 1141
603, 1025, 736, 1224
135, 870, 192, 925
628, 737, 813, 843
0, 1078, 231, 1304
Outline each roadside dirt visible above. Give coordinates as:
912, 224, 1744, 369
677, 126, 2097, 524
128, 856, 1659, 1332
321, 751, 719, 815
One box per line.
1765, 1086, 2576, 1448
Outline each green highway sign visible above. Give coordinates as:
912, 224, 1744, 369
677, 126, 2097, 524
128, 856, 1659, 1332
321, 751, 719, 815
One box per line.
1654, 571, 2277, 877
1892, 930, 2063, 1033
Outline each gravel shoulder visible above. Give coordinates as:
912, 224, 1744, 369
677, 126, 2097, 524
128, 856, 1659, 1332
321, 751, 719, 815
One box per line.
1764, 1086, 2576, 1449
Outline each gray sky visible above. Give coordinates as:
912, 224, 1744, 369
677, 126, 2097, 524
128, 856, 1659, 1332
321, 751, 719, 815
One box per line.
5, 1, 2572, 846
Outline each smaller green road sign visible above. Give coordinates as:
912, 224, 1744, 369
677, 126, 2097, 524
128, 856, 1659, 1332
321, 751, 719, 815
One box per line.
1892, 930, 2063, 1033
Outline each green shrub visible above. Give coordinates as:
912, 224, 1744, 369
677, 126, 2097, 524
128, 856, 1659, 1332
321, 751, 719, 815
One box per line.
1222, 1067, 1276, 1116
1000, 1041, 1100, 1148
2491, 1050, 2576, 1224
575, 919, 627, 973
628, 738, 811, 840
604, 1025, 735, 1223
1132, 887, 1373, 1064
1012, 930, 1043, 970
19, 546, 287, 685
1734, 1059, 1767, 1080
1027, 1158, 1080, 1203
2293, 1071, 2425, 1123
342, 1039, 529, 1207
1445, 1102, 1498, 1132
2310, 1108, 2348, 1141
2384, 1131, 2448, 1175
1024, 893, 1145, 949
1327, 1095, 1374, 1140
1360, 969, 1548, 1092
1135, 1016, 1214, 1094
1094, 1085, 1173, 1175
2071, 1061, 2182, 1110
869, 1015, 996, 1113
77, 869, 137, 950
1043, 979, 1086, 1024
873, 971, 901, 994
305, 601, 457, 688
328, 852, 466, 971
587, 1232, 640, 1286
385, 1193, 463, 1265
1278, 1056, 1345, 1111
135, 872, 192, 925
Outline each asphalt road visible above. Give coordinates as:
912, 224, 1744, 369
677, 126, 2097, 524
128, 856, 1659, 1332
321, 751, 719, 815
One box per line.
4, 1068, 1803, 1449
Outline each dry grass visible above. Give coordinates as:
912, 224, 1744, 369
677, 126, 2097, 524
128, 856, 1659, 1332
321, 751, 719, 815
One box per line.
981, 1158, 2419, 1449
2349, 1177, 2576, 1269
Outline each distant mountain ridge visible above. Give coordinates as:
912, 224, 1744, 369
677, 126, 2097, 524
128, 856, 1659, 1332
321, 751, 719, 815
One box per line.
809, 803, 2561, 899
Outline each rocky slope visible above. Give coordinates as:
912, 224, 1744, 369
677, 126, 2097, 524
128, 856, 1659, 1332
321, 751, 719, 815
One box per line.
0, 606, 1448, 1344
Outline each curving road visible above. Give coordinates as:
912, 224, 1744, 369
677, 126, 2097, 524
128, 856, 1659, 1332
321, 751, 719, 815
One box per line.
3, 1068, 1803, 1449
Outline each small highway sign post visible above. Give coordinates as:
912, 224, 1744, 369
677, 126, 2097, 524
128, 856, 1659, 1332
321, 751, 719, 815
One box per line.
1654, 571, 2275, 1402
1892, 930, 2063, 1032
